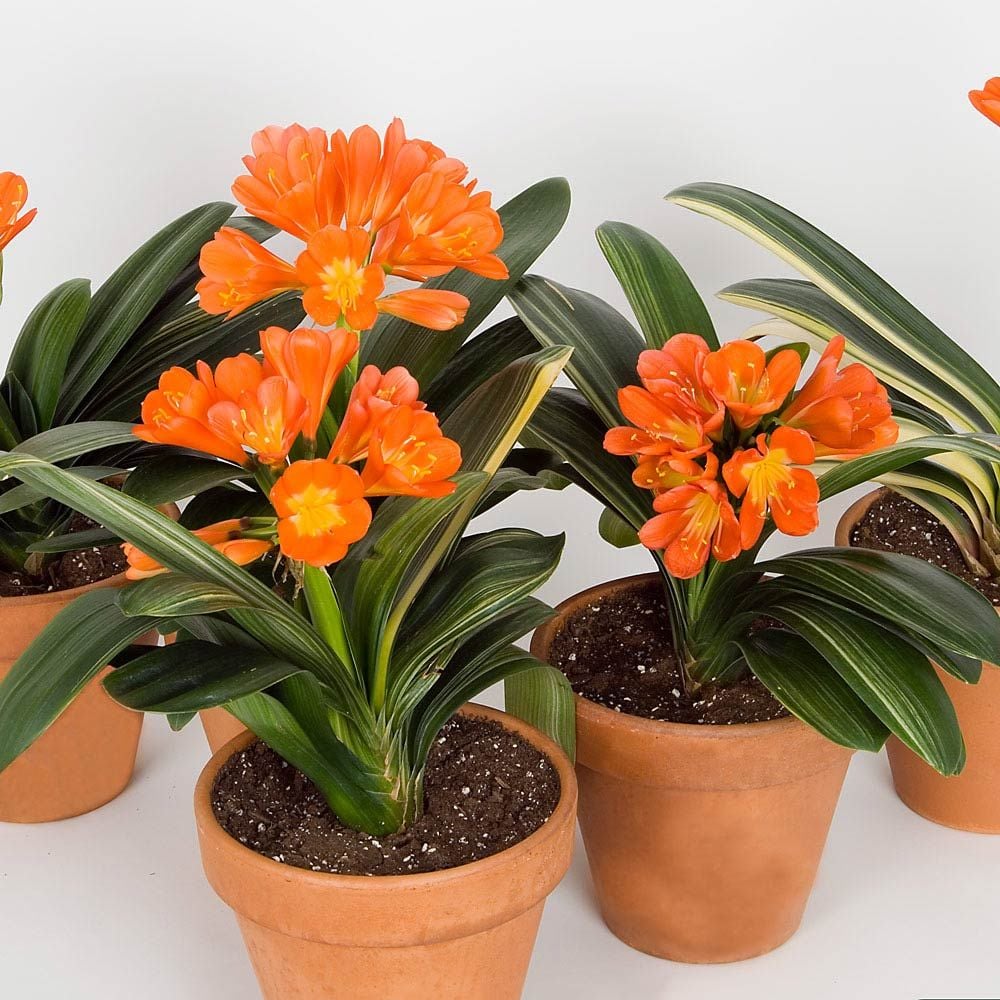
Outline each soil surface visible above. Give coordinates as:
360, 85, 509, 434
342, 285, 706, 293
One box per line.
212, 714, 561, 876
550, 578, 788, 724
851, 491, 1000, 606
0, 512, 126, 597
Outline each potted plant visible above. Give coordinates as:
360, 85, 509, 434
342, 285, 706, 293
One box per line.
509, 221, 1000, 962
0, 122, 578, 1000
0, 171, 302, 822
665, 80, 1000, 832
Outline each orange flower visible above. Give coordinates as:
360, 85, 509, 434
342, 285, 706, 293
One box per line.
261, 326, 359, 441
207, 361, 309, 467
331, 118, 464, 231
633, 453, 720, 495
196, 226, 301, 317
329, 365, 423, 464
296, 225, 385, 329
374, 172, 507, 280
703, 341, 801, 431
970, 78, 1000, 127
723, 426, 820, 549
232, 124, 342, 240
604, 386, 710, 460
638, 481, 740, 579
376, 288, 469, 330
135, 366, 248, 465
123, 519, 274, 580
0, 172, 36, 253
361, 407, 461, 498
780, 335, 898, 457
636, 334, 725, 435
270, 460, 372, 566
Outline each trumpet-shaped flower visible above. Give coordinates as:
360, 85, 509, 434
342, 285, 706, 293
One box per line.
638, 480, 740, 579
970, 77, 1000, 127
296, 225, 386, 329
636, 334, 725, 434
375, 173, 507, 280
375, 288, 469, 330
633, 453, 720, 495
261, 326, 359, 441
271, 460, 372, 566
123, 519, 275, 580
232, 124, 341, 240
361, 407, 461, 498
703, 341, 801, 431
605, 386, 710, 460
135, 366, 248, 465
196, 226, 301, 317
0, 172, 36, 253
329, 365, 423, 464
723, 427, 820, 548
780, 335, 898, 457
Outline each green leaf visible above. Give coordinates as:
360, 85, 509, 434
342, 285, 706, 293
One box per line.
11, 421, 139, 462
598, 506, 640, 547
766, 596, 964, 774
504, 660, 576, 762
596, 221, 717, 349
3, 373, 37, 438
0, 588, 161, 771
8, 278, 91, 428
738, 629, 888, 751
117, 575, 253, 618
510, 275, 643, 430
0, 465, 122, 515
759, 547, 1000, 664
668, 183, 1000, 432
423, 316, 541, 420
104, 641, 303, 713
361, 177, 571, 384
27, 526, 117, 554
58, 202, 236, 419
122, 454, 249, 505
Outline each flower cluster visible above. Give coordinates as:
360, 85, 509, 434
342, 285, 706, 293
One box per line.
0, 172, 35, 254
970, 77, 1000, 127
196, 120, 507, 331
605, 334, 898, 578
127, 326, 461, 574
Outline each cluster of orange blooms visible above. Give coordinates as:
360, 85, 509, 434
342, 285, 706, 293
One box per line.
605, 334, 898, 578
126, 324, 462, 574
0, 172, 35, 254
197, 119, 507, 332
970, 77, 1000, 127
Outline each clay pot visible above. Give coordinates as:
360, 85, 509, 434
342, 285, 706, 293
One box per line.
200, 707, 247, 754
838, 488, 1000, 832
531, 574, 854, 963
194, 704, 577, 1000
0, 575, 149, 823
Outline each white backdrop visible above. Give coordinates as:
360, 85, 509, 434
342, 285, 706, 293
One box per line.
2, 2, 1000, 997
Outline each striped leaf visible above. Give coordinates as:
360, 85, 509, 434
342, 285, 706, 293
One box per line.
739, 629, 888, 751
12, 421, 139, 462
668, 182, 1000, 432
504, 660, 576, 762
596, 220, 718, 349
122, 454, 249, 505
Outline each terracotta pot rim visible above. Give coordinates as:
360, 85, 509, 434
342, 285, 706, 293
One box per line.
194, 702, 578, 893
834, 487, 889, 548
0, 501, 181, 609
534, 571, 818, 742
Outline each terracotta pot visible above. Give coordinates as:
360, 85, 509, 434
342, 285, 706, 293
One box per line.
0, 574, 149, 823
531, 574, 854, 963
838, 488, 1000, 832
195, 704, 577, 999
200, 707, 247, 754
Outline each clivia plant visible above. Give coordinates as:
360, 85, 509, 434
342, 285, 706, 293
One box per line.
512, 219, 1000, 962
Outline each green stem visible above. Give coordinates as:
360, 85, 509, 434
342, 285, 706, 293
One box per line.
302, 563, 355, 673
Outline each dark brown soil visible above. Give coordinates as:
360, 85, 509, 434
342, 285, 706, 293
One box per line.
851, 491, 1000, 606
212, 714, 561, 876
0, 513, 126, 597
550, 577, 788, 724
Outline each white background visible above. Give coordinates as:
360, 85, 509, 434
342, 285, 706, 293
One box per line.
2, 0, 1000, 996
